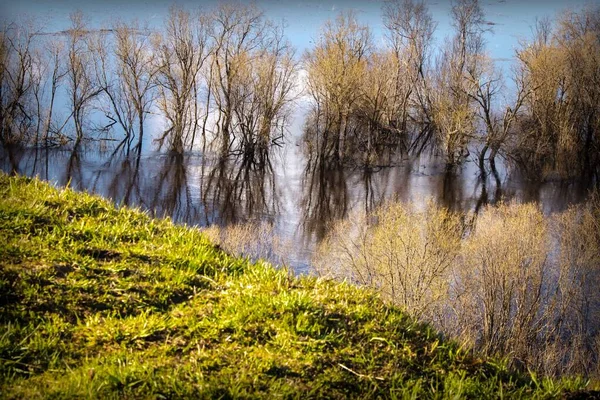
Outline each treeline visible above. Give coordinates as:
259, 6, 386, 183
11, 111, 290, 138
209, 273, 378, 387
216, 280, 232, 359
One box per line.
0, 4, 298, 160
1, 0, 598, 175
314, 195, 600, 378
304, 0, 600, 178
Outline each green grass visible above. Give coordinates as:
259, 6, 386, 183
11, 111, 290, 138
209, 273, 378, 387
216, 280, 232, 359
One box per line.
0, 173, 591, 398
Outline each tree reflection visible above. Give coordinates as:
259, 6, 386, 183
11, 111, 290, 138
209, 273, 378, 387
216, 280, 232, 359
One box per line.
64, 142, 83, 189
473, 168, 503, 215
356, 165, 394, 216
300, 152, 348, 242
439, 170, 464, 212
202, 149, 278, 226
0, 143, 23, 176
100, 141, 143, 209
150, 152, 198, 223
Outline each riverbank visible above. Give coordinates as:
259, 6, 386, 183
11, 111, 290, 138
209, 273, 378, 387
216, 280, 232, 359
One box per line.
0, 173, 590, 398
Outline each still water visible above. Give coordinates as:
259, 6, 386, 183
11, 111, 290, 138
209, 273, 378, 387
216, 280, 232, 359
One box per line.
0, 110, 592, 273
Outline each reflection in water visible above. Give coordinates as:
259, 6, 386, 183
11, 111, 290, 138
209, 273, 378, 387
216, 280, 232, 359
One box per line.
65, 144, 83, 189
1, 144, 22, 176
358, 166, 392, 216
104, 146, 143, 209
473, 171, 503, 215
300, 153, 348, 243
202, 150, 279, 226
0, 143, 281, 230
440, 172, 464, 212
0, 137, 594, 272
98, 148, 280, 227
153, 153, 202, 223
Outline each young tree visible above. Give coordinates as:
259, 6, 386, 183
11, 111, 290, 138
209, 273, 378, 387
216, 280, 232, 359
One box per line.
430, 0, 486, 169
555, 194, 600, 376
153, 6, 209, 153
66, 11, 102, 141
454, 203, 553, 366
304, 11, 372, 159
382, 0, 436, 141
314, 200, 463, 322
40, 37, 68, 143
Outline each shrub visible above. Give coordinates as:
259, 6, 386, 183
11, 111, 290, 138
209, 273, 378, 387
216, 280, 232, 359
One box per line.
314, 195, 600, 378
313, 200, 463, 322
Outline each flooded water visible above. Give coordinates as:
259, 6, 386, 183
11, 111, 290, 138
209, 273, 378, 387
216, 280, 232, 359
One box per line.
2, 0, 597, 273
1, 107, 593, 273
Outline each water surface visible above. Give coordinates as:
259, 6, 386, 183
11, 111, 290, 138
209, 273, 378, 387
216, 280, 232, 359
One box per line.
1, 108, 591, 273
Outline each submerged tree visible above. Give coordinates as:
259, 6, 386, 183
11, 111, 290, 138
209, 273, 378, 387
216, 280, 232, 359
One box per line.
304, 11, 372, 160
0, 21, 38, 144
40, 37, 68, 143
209, 3, 266, 151
429, 0, 487, 169
382, 0, 436, 148
207, 3, 298, 158
468, 55, 526, 173
513, 7, 600, 178
357, 50, 399, 160
91, 20, 157, 152
66, 11, 102, 141
153, 6, 209, 153
236, 25, 297, 154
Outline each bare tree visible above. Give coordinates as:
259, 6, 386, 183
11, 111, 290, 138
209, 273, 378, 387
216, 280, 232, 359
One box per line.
208, 3, 268, 152
429, 0, 487, 169
512, 6, 600, 177
0, 21, 38, 144
357, 50, 399, 160
91, 20, 157, 152
556, 6, 600, 175
229, 23, 298, 158
466, 55, 527, 173
153, 6, 209, 153
65, 11, 102, 141
314, 200, 464, 322
453, 203, 554, 367
304, 11, 372, 159
382, 0, 436, 143
554, 194, 600, 376
40, 38, 68, 143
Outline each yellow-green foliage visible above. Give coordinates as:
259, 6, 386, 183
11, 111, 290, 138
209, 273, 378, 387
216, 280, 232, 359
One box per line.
553, 193, 600, 377
455, 203, 551, 364
315, 201, 463, 322
0, 173, 589, 398
316, 196, 600, 379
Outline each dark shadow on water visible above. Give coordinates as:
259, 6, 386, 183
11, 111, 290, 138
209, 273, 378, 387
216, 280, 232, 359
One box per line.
1, 143, 28, 177
202, 149, 279, 227
300, 151, 348, 243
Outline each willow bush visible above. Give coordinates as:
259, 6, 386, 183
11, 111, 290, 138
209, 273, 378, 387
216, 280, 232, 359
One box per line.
314, 200, 464, 323
313, 196, 600, 378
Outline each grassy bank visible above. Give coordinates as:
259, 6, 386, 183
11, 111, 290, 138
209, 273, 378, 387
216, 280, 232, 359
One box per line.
0, 173, 589, 398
